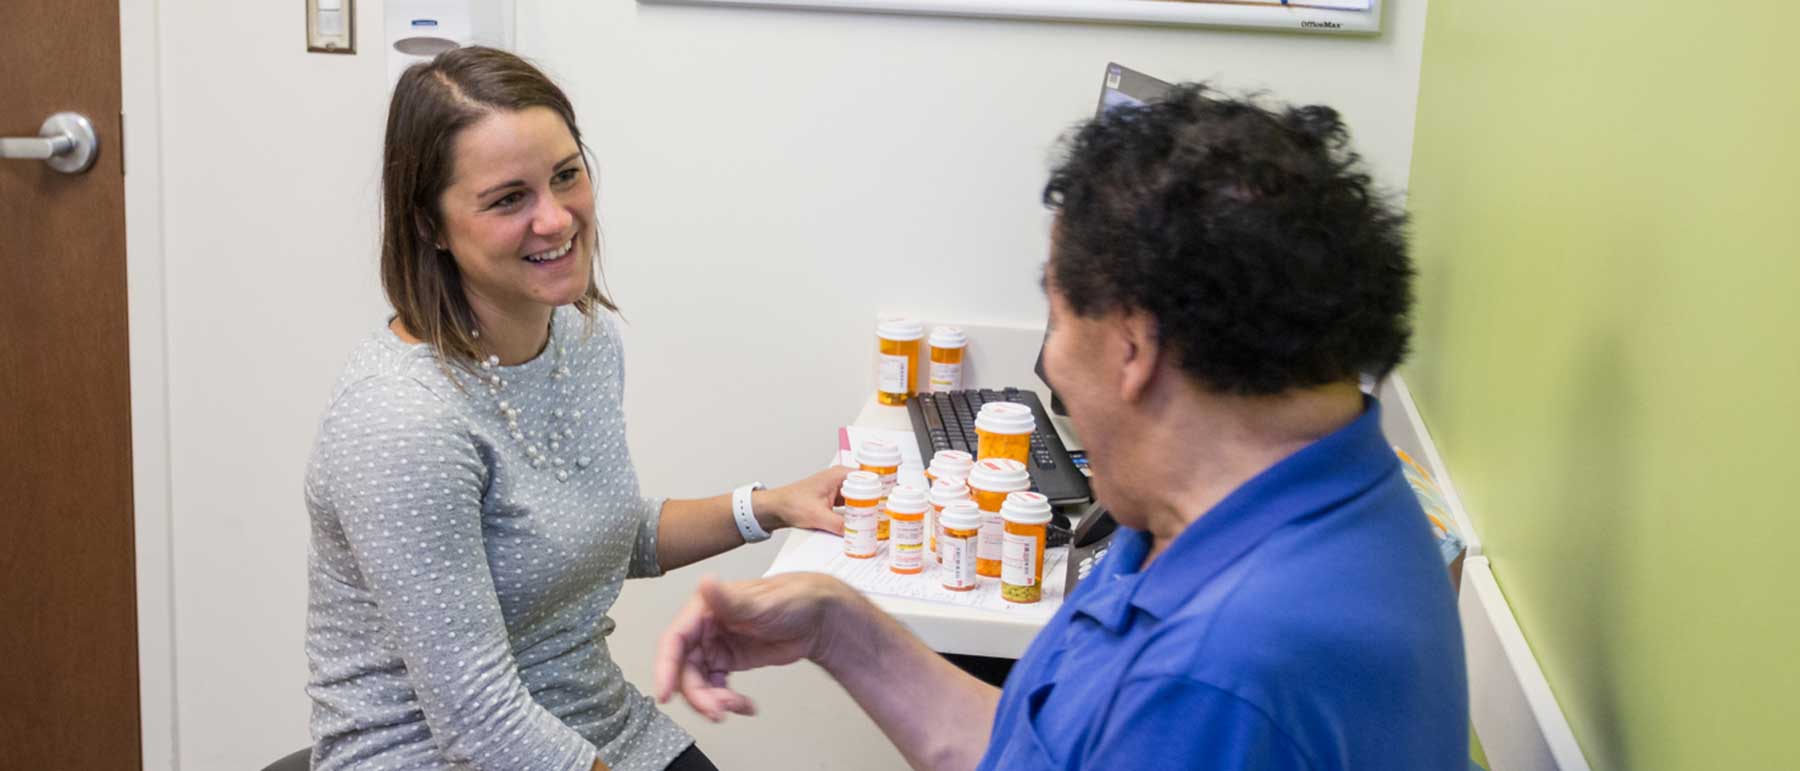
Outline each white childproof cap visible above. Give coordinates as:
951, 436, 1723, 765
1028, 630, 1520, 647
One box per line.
840, 470, 885, 501
857, 439, 902, 468
967, 458, 1030, 494
974, 402, 1035, 435
885, 484, 929, 514
928, 449, 974, 480
929, 476, 971, 507
1000, 491, 1053, 526
928, 326, 967, 349
877, 317, 924, 341
937, 499, 982, 531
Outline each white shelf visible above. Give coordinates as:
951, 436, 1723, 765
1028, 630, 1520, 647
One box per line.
639, 0, 1383, 35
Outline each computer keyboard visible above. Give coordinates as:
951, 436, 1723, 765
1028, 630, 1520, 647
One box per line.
905, 388, 1092, 507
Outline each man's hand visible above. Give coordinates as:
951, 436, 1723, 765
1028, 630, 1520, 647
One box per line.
656, 573, 1001, 770
654, 573, 855, 722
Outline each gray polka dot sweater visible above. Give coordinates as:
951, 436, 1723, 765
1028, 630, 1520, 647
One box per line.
304, 308, 692, 771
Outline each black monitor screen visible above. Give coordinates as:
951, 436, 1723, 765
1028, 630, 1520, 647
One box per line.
1095, 62, 1173, 116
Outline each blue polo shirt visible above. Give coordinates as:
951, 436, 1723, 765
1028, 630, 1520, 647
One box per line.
978, 398, 1467, 770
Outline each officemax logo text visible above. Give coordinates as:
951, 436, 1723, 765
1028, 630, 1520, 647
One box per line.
1301, 20, 1342, 29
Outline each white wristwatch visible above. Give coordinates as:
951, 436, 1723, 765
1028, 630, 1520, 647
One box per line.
732, 482, 771, 543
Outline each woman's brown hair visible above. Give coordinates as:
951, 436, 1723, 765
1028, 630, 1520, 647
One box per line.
380, 45, 615, 371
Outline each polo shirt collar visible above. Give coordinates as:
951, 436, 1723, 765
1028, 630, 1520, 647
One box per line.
1071, 396, 1397, 629
1068, 528, 1153, 633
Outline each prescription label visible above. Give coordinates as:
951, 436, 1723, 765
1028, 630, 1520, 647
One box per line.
928, 361, 963, 392
889, 519, 925, 572
1001, 532, 1038, 587
842, 504, 879, 558
940, 535, 978, 590
978, 511, 1006, 561
878, 354, 909, 395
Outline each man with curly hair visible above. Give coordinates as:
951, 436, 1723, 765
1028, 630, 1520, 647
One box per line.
654, 85, 1468, 770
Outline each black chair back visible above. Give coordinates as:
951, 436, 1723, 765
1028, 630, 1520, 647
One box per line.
260, 747, 311, 771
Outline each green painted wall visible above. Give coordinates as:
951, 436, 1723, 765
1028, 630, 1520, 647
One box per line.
1405, 1, 1799, 769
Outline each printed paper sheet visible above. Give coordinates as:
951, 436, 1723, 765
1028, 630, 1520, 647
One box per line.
767, 530, 1067, 621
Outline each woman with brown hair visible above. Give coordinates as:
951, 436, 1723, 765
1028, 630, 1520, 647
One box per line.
301, 46, 846, 771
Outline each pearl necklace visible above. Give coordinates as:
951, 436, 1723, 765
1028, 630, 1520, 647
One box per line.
471, 324, 589, 483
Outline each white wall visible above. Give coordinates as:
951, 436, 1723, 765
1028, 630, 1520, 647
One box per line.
122, 0, 176, 767
134, 0, 1428, 768
152, 1, 390, 768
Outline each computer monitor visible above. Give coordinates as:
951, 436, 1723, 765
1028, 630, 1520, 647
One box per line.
1036, 63, 1174, 415
1094, 62, 1174, 116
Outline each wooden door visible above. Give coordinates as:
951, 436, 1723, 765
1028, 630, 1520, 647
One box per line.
0, 0, 142, 767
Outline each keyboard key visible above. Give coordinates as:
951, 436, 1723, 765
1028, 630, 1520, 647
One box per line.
923, 408, 945, 432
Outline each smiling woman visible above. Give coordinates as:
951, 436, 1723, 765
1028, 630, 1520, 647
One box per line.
300, 46, 852, 771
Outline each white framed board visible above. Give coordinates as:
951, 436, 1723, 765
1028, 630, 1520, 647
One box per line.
637, 0, 1383, 36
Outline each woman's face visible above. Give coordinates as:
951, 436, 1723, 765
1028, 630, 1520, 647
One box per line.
435, 106, 595, 323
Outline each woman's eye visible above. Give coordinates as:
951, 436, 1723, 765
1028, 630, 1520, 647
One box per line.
554, 168, 581, 185
491, 192, 524, 210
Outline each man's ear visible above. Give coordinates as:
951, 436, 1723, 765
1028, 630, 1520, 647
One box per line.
1116, 310, 1161, 404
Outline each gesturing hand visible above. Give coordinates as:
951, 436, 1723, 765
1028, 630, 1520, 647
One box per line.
653, 573, 854, 722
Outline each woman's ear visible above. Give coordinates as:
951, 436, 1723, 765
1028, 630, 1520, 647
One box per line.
416, 218, 446, 252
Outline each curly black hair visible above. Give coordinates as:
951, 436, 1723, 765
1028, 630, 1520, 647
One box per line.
1043, 84, 1413, 395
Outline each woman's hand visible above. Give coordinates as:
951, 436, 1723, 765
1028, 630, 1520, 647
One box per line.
757, 466, 852, 535
653, 467, 853, 571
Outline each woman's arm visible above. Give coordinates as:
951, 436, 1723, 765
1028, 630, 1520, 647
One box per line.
652, 466, 851, 572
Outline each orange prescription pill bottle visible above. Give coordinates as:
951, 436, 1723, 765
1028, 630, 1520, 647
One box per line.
856, 439, 902, 540
927, 476, 971, 565
967, 458, 1030, 578
974, 402, 1034, 466
839, 471, 884, 559
876, 317, 924, 406
885, 485, 930, 575
937, 501, 983, 592
927, 326, 967, 393
1000, 491, 1053, 604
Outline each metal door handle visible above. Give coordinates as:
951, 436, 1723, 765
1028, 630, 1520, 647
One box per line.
1, 112, 99, 174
